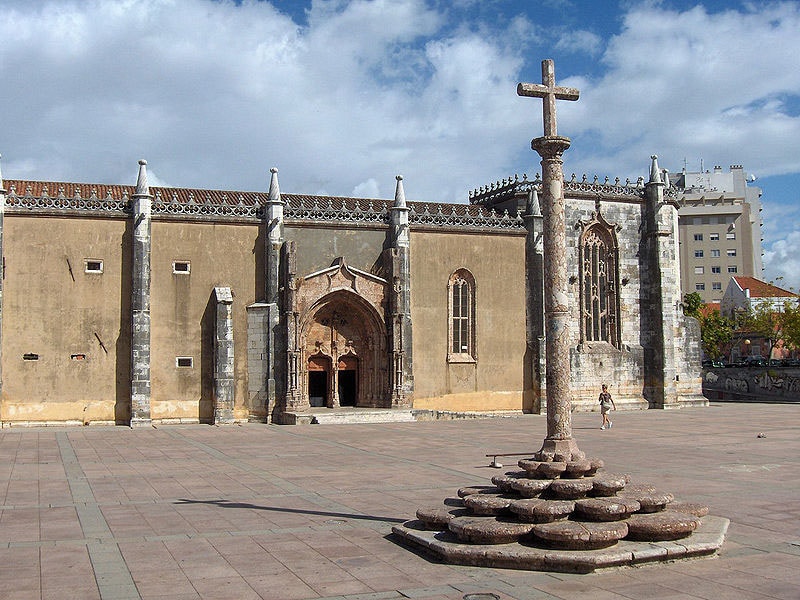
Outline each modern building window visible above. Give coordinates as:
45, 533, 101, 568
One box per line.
711, 249, 721, 258
709, 233, 720, 241
726, 232, 736, 240
712, 282, 722, 290
711, 266, 721, 274
694, 250, 704, 258
693, 233, 703, 241
448, 269, 476, 362
728, 265, 738, 273
579, 224, 619, 347
696, 283, 705, 291
694, 266, 704, 274
727, 249, 737, 257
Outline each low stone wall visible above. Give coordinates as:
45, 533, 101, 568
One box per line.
702, 367, 800, 402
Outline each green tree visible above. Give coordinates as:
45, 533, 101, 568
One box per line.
697, 309, 733, 360
682, 292, 703, 318
780, 301, 800, 352
746, 300, 783, 362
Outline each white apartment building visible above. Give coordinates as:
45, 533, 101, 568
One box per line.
670, 164, 763, 303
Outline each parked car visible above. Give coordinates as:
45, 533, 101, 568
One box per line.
743, 356, 767, 367
701, 359, 725, 368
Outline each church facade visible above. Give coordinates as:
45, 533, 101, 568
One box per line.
0, 155, 705, 427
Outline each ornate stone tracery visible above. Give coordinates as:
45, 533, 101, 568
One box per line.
289, 258, 389, 409
576, 201, 622, 348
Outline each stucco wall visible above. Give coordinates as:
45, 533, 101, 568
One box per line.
150, 221, 258, 422
2, 215, 128, 424
285, 225, 387, 276
410, 230, 527, 410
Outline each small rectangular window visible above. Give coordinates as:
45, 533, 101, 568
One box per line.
71, 353, 86, 361
693, 233, 703, 241
727, 249, 737, 257
694, 266, 704, 274
711, 266, 721, 274
709, 233, 720, 241
726, 232, 736, 240
23, 353, 39, 361
695, 283, 705, 291
173, 261, 191, 274
711, 249, 721, 258
712, 282, 722, 290
176, 356, 193, 368
694, 250, 704, 258
85, 259, 103, 273
728, 265, 738, 273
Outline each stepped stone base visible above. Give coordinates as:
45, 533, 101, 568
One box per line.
392, 515, 728, 573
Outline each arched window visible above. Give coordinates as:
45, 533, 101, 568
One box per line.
578, 219, 620, 347
448, 269, 476, 362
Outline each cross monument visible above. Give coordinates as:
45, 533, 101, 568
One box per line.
518, 59, 581, 460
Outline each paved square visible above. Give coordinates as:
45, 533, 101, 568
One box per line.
0, 402, 798, 599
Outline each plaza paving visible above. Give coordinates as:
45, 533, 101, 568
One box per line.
0, 402, 798, 600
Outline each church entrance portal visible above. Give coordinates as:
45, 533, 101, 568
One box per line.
299, 290, 388, 409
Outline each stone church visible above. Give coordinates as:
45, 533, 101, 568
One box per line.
0, 154, 705, 427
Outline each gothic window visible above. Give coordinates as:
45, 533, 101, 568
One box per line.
579, 224, 620, 347
448, 269, 476, 362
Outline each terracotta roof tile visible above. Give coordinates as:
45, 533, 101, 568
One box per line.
733, 276, 798, 298
4, 179, 504, 218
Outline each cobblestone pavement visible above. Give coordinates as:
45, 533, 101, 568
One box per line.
0, 402, 798, 600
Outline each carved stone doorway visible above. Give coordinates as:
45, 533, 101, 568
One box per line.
298, 290, 387, 409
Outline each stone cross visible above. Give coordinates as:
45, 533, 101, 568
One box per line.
517, 59, 579, 138
519, 59, 582, 461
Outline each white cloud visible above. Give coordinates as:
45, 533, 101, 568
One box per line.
0, 0, 799, 222
568, 2, 800, 182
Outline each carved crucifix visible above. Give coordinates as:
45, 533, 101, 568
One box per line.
517, 59, 579, 138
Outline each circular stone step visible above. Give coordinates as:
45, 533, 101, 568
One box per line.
669, 502, 710, 517
508, 498, 575, 523
458, 485, 500, 498
585, 458, 604, 476
574, 497, 641, 521
563, 459, 592, 478
548, 478, 594, 499
415, 506, 469, 530
531, 520, 628, 550
517, 459, 542, 475
463, 493, 515, 515
509, 478, 552, 498
448, 516, 536, 544
619, 486, 674, 513
625, 510, 701, 541
536, 462, 567, 479
491, 472, 527, 493
590, 473, 629, 497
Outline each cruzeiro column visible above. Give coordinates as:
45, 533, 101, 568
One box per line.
518, 59, 580, 460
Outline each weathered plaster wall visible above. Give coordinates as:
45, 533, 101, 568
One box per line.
410, 230, 527, 409
149, 221, 258, 422
285, 226, 386, 276
1, 215, 128, 424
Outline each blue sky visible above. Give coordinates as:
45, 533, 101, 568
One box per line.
1, 0, 799, 289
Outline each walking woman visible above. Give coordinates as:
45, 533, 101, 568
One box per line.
599, 384, 616, 430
